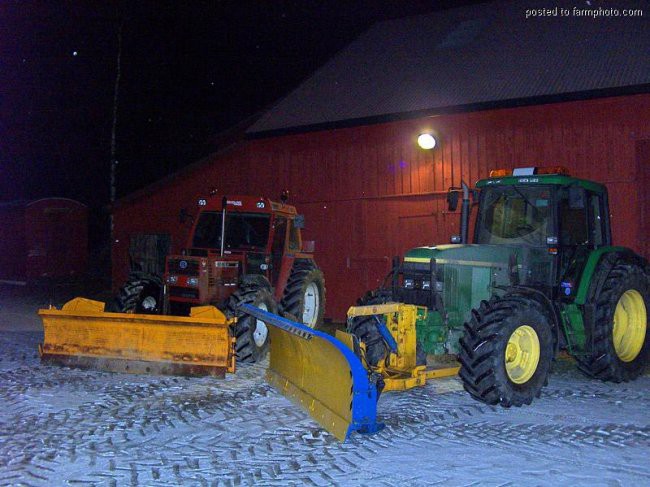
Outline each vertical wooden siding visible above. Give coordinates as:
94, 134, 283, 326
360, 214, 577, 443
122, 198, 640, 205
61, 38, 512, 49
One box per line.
113, 94, 650, 320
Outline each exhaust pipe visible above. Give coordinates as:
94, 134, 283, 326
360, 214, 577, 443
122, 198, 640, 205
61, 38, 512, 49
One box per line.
220, 196, 227, 257
460, 181, 470, 244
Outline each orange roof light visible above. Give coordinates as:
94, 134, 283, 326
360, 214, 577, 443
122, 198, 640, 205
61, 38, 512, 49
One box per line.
489, 166, 570, 178
489, 169, 511, 177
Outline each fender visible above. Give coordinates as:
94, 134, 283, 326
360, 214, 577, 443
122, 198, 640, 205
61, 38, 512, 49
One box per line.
569, 246, 647, 355
574, 246, 643, 305
506, 285, 563, 355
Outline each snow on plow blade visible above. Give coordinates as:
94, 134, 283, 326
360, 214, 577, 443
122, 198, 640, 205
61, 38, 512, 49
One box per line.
239, 303, 383, 441
38, 298, 235, 377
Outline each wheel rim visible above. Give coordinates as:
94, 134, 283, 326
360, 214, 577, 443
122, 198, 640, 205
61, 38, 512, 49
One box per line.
253, 303, 269, 348
141, 296, 157, 311
302, 282, 319, 327
613, 289, 647, 362
505, 325, 540, 384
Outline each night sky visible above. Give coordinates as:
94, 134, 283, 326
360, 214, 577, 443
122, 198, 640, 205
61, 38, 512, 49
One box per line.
1, 1, 482, 210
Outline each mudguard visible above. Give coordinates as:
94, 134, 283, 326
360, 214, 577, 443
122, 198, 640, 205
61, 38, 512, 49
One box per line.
239, 303, 383, 441
38, 298, 235, 377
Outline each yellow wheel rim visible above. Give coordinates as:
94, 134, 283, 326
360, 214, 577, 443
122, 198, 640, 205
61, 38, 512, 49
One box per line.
505, 325, 540, 384
613, 289, 647, 362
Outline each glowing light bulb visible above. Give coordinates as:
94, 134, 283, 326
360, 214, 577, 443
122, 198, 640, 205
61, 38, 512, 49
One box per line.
417, 133, 436, 150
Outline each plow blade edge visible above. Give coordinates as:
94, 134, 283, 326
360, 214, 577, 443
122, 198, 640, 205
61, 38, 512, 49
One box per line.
38, 298, 235, 377
239, 304, 382, 441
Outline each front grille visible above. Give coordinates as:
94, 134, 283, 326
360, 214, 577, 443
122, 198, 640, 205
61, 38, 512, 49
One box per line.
167, 258, 200, 276
399, 259, 439, 309
208, 264, 215, 287
169, 286, 199, 299
441, 264, 459, 309
399, 287, 436, 308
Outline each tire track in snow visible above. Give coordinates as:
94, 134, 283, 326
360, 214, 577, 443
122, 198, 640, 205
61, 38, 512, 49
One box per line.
1, 330, 649, 485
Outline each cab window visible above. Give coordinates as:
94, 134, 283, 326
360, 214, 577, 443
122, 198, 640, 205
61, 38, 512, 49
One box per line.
589, 193, 605, 247
559, 189, 605, 247
476, 186, 551, 246
288, 220, 301, 251
272, 217, 288, 255
559, 198, 588, 246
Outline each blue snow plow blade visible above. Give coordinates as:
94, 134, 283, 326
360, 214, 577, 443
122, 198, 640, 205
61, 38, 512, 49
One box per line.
239, 303, 383, 441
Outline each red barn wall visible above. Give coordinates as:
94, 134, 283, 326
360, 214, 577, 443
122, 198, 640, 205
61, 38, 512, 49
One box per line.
113, 94, 650, 320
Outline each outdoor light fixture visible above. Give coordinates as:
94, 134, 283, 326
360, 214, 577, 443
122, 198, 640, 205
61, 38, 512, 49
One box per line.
417, 133, 437, 150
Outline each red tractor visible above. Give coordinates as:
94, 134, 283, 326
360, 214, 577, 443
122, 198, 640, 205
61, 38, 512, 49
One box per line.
112, 194, 325, 363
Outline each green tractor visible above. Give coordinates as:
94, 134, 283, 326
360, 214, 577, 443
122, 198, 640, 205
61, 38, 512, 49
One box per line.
350, 166, 649, 407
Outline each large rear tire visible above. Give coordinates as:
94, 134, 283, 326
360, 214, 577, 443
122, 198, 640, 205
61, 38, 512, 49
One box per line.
225, 286, 278, 363
458, 296, 554, 407
578, 262, 649, 381
109, 272, 163, 314
280, 260, 325, 329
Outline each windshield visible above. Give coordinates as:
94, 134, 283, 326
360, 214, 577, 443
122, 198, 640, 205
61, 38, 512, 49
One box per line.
192, 211, 271, 250
476, 186, 552, 246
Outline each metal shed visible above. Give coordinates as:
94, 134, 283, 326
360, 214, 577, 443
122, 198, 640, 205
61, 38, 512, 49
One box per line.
0, 198, 88, 283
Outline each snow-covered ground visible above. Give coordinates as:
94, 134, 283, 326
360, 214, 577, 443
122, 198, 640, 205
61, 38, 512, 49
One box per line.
1, 286, 649, 486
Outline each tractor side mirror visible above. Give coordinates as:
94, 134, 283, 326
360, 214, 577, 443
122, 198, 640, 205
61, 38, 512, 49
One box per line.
568, 186, 586, 210
447, 190, 459, 212
294, 214, 306, 229
179, 208, 194, 225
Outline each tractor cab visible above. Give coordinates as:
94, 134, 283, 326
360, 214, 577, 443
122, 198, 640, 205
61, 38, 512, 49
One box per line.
471, 167, 612, 295
164, 194, 304, 316
474, 166, 611, 249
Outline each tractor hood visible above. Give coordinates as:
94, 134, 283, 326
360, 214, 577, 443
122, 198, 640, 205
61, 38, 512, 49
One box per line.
403, 243, 555, 288
403, 244, 554, 318
404, 244, 517, 267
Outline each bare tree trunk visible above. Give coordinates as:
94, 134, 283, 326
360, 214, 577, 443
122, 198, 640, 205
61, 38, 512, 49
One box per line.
110, 22, 123, 247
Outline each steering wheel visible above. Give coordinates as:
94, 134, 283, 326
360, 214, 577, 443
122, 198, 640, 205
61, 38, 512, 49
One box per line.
515, 223, 535, 236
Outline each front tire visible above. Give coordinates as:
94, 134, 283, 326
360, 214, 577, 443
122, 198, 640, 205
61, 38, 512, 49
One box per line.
578, 262, 649, 382
347, 296, 390, 367
347, 291, 428, 367
458, 296, 554, 407
280, 260, 325, 329
225, 286, 278, 363
109, 272, 163, 314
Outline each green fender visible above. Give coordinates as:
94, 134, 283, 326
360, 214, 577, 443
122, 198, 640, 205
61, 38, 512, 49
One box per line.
561, 246, 638, 355
574, 246, 629, 305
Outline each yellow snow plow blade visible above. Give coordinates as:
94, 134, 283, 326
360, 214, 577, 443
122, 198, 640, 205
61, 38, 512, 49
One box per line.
38, 298, 235, 377
240, 304, 382, 441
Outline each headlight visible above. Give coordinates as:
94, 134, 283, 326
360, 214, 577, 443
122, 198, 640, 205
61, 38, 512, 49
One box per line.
166, 275, 178, 284
404, 278, 414, 289
422, 280, 431, 290
187, 277, 199, 287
